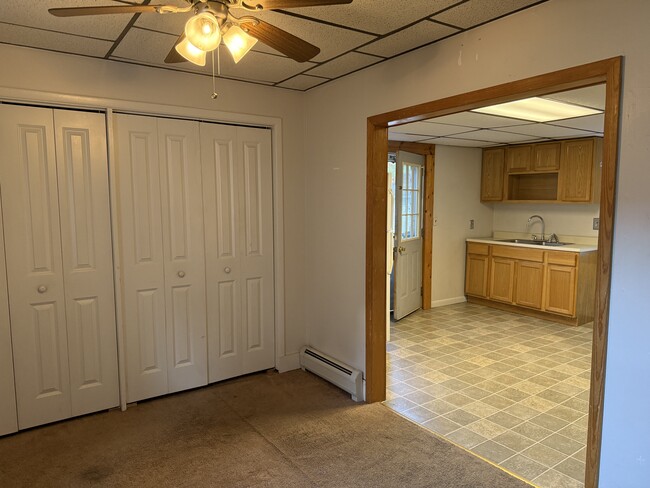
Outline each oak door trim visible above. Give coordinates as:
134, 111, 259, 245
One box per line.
366, 57, 622, 488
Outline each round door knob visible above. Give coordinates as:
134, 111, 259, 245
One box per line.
224, 267, 231, 274
177, 271, 186, 278
37, 285, 47, 294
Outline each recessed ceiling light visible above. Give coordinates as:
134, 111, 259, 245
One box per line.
472, 97, 602, 122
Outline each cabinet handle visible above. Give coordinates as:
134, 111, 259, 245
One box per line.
37, 285, 48, 294
177, 271, 186, 278
224, 267, 231, 274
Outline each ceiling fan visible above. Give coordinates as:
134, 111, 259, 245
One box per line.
49, 0, 353, 66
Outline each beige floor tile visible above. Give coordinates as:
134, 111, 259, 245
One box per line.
522, 443, 567, 468
500, 454, 548, 480
472, 440, 516, 463
422, 416, 461, 436
533, 468, 584, 488
466, 419, 508, 439
493, 431, 536, 452
445, 427, 488, 449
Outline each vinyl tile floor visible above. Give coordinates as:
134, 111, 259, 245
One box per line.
385, 302, 592, 488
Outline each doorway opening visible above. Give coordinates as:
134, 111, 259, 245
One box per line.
366, 58, 622, 488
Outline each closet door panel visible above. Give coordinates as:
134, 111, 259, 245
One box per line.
157, 118, 207, 392
239, 128, 275, 374
201, 123, 244, 382
114, 114, 168, 402
0, 105, 72, 429
54, 110, 119, 415
0, 196, 18, 436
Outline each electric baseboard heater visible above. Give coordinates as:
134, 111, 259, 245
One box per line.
299, 346, 363, 402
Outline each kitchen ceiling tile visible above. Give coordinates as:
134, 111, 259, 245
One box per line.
290, 0, 460, 35
497, 124, 597, 139
452, 129, 543, 143
550, 114, 605, 133
391, 121, 475, 137
247, 10, 375, 62
1, 0, 136, 40
431, 0, 542, 29
305, 51, 380, 79
388, 132, 431, 142
0, 22, 113, 57
544, 84, 606, 110
277, 75, 328, 90
357, 20, 458, 58
422, 137, 502, 147
430, 111, 534, 128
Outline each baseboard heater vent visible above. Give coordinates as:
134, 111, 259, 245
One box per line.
299, 346, 363, 402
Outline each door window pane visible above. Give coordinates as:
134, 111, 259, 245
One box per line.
401, 162, 422, 241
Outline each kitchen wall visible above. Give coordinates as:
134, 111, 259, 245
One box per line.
303, 0, 650, 485
492, 203, 600, 244
431, 146, 493, 307
0, 43, 308, 363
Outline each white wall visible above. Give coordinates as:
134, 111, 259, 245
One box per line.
493, 203, 600, 242
0, 43, 307, 360
431, 146, 493, 306
303, 1, 650, 485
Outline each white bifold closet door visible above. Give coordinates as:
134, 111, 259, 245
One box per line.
0, 105, 119, 429
114, 114, 207, 403
0, 196, 18, 436
200, 123, 275, 383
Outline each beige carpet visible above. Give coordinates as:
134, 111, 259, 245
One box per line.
0, 370, 531, 487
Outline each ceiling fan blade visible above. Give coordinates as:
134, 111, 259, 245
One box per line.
48, 5, 162, 17
240, 18, 320, 62
249, 0, 352, 9
164, 34, 187, 64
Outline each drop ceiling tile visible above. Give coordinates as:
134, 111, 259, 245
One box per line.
291, 0, 460, 35
249, 10, 375, 62
550, 114, 605, 133
0, 0, 136, 40
430, 111, 534, 128
452, 129, 543, 144
497, 124, 596, 139
544, 84, 606, 110
422, 137, 501, 148
357, 20, 458, 58
305, 51, 380, 79
0, 22, 113, 57
391, 121, 475, 137
112, 29, 314, 84
388, 132, 431, 143
277, 75, 328, 90
431, 0, 542, 29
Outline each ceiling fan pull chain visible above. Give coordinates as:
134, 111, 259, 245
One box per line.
211, 48, 218, 99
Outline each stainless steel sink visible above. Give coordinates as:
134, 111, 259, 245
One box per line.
497, 239, 572, 247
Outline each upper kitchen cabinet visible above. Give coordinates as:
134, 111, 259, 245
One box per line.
481, 137, 601, 203
480, 148, 505, 202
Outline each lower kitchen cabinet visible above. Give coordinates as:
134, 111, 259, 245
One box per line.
465, 243, 489, 298
515, 261, 545, 310
545, 264, 577, 316
489, 258, 516, 303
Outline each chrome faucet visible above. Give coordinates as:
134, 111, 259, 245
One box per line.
528, 215, 545, 241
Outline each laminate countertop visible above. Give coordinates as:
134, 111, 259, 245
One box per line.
467, 238, 597, 253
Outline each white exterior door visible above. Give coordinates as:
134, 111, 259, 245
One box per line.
115, 114, 207, 402
393, 150, 424, 320
54, 110, 119, 416
0, 194, 18, 436
201, 123, 275, 383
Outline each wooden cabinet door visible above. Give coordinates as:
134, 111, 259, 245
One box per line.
545, 265, 577, 316
515, 261, 544, 309
505, 145, 532, 173
532, 142, 560, 171
489, 257, 515, 303
465, 254, 489, 298
481, 148, 504, 201
560, 139, 594, 202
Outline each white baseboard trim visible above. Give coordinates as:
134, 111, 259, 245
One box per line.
276, 353, 301, 373
430, 296, 467, 308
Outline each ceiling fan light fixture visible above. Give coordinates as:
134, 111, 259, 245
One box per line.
185, 12, 222, 51
175, 37, 207, 66
223, 25, 258, 64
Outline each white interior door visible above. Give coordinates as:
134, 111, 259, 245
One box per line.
393, 150, 424, 320
201, 123, 275, 383
0, 105, 72, 429
156, 118, 207, 393
0, 193, 18, 436
54, 110, 119, 416
114, 114, 168, 402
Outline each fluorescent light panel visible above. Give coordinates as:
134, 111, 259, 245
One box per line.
473, 97, 602, 122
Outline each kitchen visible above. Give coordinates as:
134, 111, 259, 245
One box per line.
386, 83, 603, 488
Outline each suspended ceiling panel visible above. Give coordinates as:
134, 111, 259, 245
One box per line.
0, 0, 550, 91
